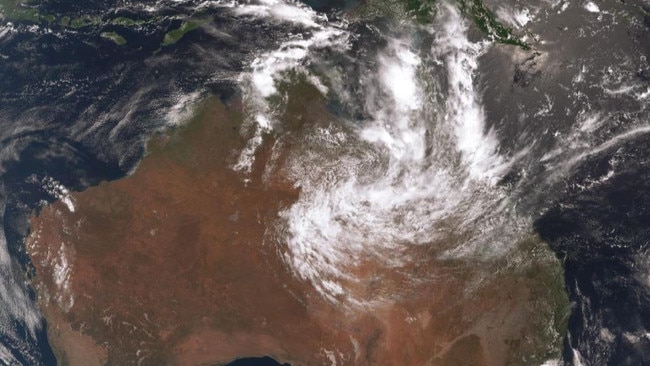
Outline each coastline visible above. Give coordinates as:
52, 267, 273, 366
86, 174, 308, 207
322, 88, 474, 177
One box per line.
25, 86, 569, 365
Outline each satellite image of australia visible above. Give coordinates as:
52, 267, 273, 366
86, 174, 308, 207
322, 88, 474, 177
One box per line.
1, 0, 650, 365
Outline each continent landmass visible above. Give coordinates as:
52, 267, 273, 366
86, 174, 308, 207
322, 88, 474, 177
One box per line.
26, 79, 569, 365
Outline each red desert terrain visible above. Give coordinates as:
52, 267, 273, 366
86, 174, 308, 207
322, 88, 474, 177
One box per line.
26, 83, 568, 365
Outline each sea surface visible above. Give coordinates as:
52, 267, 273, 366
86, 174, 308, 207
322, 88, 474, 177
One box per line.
0, 0, 650, 364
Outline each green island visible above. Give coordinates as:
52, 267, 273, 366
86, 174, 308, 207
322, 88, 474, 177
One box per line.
0, 0, 192, 48
69, 15, 102, 29
100, 31, 127, 45
0, 0, 42, 23
110, 16, 142, 26
162, 20, 203, 47
0, 0, 107, 29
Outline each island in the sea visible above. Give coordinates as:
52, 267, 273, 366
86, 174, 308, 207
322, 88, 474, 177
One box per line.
25, 80, 569, 365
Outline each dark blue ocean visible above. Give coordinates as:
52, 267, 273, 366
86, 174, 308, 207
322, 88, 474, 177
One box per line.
1, 0, 650, 365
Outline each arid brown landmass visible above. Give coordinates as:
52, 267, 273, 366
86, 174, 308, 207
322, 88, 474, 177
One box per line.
26, 81, 569, 365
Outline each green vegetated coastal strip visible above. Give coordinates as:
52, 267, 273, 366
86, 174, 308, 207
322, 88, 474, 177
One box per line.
358, 0, 530, 49
456, 0, 530, 49
403, 0, 530, 49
